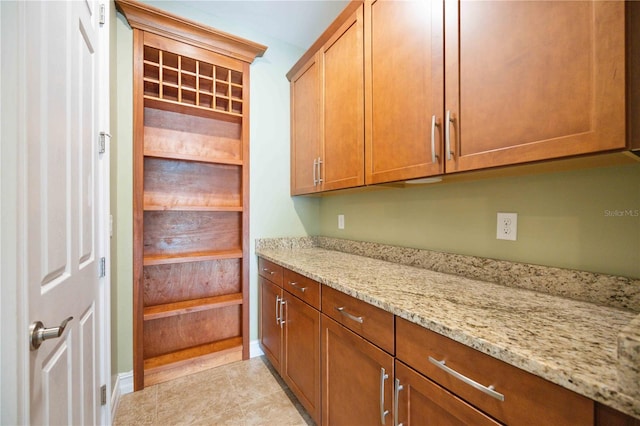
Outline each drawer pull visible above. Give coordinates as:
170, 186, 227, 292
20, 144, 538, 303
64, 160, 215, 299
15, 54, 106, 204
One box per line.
288, 281, 307, 293
335, 306, 364, 324
428, 356, 505, 402
262, 268, 275, 275
380, 367, 389, 425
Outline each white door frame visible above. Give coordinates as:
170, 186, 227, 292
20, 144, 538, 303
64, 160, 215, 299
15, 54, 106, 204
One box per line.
0, 1, 112, 424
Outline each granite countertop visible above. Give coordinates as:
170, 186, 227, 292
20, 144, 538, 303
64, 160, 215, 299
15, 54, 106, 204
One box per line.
256, 242, 640, 419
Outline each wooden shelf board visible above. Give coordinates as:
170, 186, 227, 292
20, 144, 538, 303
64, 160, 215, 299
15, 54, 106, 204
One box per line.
144, 96, 242, 123
143, 337, 243, 387
143, 249, 242, 266
143, 150, 243, 166
144, 292, 243, 321
143, 204, 243, 212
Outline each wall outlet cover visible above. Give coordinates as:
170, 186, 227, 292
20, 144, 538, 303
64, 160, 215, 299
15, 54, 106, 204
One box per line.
497, 212, 517, 241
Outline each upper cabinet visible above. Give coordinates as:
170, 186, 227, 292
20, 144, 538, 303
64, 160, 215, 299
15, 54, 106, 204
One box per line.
365, 0, 444, 184
290, 0, 634, 193
289, 3, 365, 195
444, 0, 626, 173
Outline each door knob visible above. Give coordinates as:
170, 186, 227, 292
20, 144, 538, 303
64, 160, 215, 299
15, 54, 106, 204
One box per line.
29, 316, 73, 350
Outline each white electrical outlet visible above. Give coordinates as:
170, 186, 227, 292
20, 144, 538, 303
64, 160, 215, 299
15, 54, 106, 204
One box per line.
497, 212, 517, 241
338, 214, 345, 230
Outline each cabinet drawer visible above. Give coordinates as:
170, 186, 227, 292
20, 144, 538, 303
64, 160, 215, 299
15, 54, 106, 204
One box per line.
258, 258, 283, 286
396, 317, 593, 426
321, 285, 394, 354
283, 269, 321, 310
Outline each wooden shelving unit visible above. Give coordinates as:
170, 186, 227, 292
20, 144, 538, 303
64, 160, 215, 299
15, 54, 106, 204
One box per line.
116, 0, 266, 391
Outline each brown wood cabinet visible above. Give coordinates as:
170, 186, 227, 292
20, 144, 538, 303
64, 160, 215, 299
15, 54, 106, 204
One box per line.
321, 315, 394, 426
289, 2, 364, 195
395, 360, 500, 426
365, 0, 444, 184
258, 262, 321, 423
291, 0, 633, 192
444, 0, 626, 173
396, 317, 593, 425
117, 0, 266, 390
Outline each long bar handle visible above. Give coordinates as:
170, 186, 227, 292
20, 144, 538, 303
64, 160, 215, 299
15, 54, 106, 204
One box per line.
335, 306, 364, 324
444, 110, 454, 161
394, 378, 404, 426
275, 295, 281, 325
430, 115, 440, 164
279, 299, 286, 329
380, 368, 389, 425
428, 356, 505, 401
288, 281, 307, 293
317, 157, 323, 184
313, 158, 318, 186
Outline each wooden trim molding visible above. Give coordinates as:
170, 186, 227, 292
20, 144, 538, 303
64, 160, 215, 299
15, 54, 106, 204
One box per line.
115, 0, 267, 63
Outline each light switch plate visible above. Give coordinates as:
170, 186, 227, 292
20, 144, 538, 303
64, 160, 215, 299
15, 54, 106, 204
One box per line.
338, 214, 345, 230
497, 212, 517, 241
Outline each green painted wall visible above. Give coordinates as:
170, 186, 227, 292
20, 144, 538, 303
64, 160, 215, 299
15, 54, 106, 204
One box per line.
318, 163, 640, 278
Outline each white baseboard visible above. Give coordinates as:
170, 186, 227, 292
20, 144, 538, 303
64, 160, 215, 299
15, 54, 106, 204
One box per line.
250, 339, 264, 358
111, 370, 133, 420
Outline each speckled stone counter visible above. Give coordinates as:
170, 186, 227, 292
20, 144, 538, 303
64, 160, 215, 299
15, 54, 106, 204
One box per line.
256, 238, 640, 419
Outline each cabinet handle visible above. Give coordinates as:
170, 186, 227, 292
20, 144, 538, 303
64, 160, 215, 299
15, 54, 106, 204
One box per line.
313, 158, 318, 186
275, 295, 281, 325
428, 356, 505, 401
335, 306, 364, 324
262, 268, 275, 275
380, 367, 390, 425
444, 110, 454, 161
279, 299, 286, 329
394, 378, 404, 426
318, 157, 323, 184
288, 281, 307, 293
430, 115, 440, 164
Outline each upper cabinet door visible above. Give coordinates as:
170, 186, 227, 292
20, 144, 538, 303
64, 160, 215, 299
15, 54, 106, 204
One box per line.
365, 0, 444, 184
321, 5, 365, 192
445, 1, 626, 173
290, 54, 321, 195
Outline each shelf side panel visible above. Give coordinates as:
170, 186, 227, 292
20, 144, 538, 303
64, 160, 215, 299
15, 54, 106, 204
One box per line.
143, 304, 242, 359
144, 107, 242, 163
143, 210, 241, 256
144, 258, 241, 306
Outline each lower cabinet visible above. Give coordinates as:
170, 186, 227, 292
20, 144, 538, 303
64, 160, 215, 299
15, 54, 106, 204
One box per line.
395, 360, 500, 426
321, 315, 394, 426
259, 271, 321, 424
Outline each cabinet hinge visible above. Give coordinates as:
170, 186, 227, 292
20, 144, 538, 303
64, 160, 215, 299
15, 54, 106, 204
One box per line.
99, 4, 106, 26
99, 257, 106, 278
100, 384, 107, 405
99, 131, 111, 155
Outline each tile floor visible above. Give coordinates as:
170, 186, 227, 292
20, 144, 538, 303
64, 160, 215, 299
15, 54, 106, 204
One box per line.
113, 356, 314, 426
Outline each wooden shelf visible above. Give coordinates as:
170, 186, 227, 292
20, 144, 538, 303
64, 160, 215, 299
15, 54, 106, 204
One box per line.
143, 150, 243, 166
143, 336, 243, 387
143, 204, 243, 212
144, 96, 242, 123
144, 292, 242, 321
143, 249, 242, 266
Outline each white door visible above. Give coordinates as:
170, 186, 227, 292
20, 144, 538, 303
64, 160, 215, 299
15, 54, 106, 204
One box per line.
14, 0, 109, 424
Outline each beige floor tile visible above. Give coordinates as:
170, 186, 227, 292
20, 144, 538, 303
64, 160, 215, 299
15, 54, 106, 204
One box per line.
113, 385, 157, 425
241, 389, 308, 426
114, 357, 314, 426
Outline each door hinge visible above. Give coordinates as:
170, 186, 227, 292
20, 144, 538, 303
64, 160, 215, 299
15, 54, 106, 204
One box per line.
99, 257, 106, 278
99, 4, 106, 26
99, 131, 111, 155
100, 384, 107, 405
